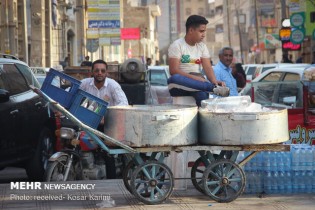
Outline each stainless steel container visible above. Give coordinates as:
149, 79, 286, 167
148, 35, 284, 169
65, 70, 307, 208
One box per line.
198, 108, 289, 145
103, 105, 198, 147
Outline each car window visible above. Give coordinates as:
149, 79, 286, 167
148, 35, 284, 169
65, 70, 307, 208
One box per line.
0, 64, 29, 95
16, 63, 40, 87
283, 73, 300, 81
149, 70, 168, 86
247, 67, 257, 76
261, 72, 282, 82
251, 81, 303, 108
261, 66, 275, 73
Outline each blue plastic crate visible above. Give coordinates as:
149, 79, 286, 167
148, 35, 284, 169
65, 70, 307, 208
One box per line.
69, 89, 109, 128
41, 68, 81, 108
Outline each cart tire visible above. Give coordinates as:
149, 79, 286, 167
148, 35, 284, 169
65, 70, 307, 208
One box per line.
122, 160, 136, 193
191, 157, 209, 194
202, 159, 245, 203
44, 156, 81, 181
130, 161, 174, 205
122, 155, 154, 194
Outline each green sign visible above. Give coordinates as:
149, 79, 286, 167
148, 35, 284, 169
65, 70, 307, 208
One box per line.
290, 28, 305, 44
290, 12, 305, 27
313, 29, 315, 40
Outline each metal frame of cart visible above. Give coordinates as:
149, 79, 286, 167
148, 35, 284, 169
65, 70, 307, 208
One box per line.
31, 86, 290, 205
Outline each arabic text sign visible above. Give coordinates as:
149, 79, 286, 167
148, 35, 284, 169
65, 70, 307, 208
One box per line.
88, 20, 120, 28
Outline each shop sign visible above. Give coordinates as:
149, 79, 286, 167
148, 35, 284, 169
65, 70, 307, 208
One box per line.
290, 28, 305, 44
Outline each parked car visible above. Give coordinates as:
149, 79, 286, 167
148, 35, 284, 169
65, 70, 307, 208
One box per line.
145, 66, 172, 104
243, 64, 261, 82
252, 63, 310, 80
240, 64, 315, 145
0, 57, 56, 180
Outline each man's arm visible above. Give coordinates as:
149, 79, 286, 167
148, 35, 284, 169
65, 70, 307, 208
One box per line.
169, 57, 206, 82
202, 58, 225, 86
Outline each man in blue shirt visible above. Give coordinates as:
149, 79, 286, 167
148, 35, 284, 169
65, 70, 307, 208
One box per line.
213, 47, 238, 96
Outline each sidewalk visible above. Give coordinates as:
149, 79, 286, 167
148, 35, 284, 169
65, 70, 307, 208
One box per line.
1, 179, 314, 210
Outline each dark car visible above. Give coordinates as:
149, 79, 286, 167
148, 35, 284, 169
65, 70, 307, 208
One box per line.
0, 57, 56, 181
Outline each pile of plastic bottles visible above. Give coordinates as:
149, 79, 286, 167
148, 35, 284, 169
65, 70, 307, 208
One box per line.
238, 144, 315, 194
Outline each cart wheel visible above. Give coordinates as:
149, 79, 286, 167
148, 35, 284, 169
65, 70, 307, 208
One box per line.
122, 156, 154, 194
130, 161, 174, 205
202, 159, 245, 203
122, 160, 136, 193
191, 157, 209, 194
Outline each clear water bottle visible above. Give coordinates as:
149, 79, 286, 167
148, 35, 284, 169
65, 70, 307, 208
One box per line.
278, 171, 285, 194
255, 171, 263, 193
264, 152, 271, 172
299, 171, 306, 193
284, 171, 292, 194
264, 171, 272, 194
270, 152, 277, 172
270, 171, 278, 194
305, 170, 313, 194
305, 145, 313, 170
300, 147, 307, 171
291, 145, 300, 171
283, 151, 291, 172
277, 152, 285, 172
292, 171, 300, 193
256, 153, 263, 171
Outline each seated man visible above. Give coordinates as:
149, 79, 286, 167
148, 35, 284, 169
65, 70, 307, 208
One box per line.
214, 47, 238, 96
167, 15, 225, 106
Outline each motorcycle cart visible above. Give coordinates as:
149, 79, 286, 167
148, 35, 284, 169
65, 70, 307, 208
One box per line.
31, 69, 290, 205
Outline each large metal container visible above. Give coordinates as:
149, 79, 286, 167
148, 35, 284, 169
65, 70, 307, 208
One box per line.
103, 105, 198, 147
198, 108, 289, 145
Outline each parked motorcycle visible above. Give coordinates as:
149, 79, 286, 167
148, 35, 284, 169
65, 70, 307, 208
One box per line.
45, 122, 125, 181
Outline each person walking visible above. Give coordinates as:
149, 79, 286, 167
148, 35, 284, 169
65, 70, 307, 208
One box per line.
167, 14, 226, 106
213, 47, 238, 96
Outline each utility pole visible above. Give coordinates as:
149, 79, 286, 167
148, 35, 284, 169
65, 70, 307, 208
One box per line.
254, 0, 260, 64
226, 0, 231, 46
281, 0, 287, 59
236, 1, 244, 64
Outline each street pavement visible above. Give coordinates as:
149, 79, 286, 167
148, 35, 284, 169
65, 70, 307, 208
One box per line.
0, 172, 314, 210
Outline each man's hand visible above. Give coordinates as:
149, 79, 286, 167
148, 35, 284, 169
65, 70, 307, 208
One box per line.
216, 81, 226, 87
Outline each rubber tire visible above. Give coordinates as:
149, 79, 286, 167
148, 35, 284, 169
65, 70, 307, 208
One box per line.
26, 127, 54, 181
44, 156, 80, 181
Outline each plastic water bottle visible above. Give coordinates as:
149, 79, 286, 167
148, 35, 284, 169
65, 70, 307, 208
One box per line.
278, 171, 285, 194
305, 170, 313, 194
264, 152, 271, 172
283, 151, 291, 171
292, 171, 300, 193
256, 171, 263, 193
271, 171, 278, 194
256, 153, 263, 171
305, 145, 313, 170
264, 171, 272, 194
300, 146, 306, 171
284, 171, 292, 194
270, 152, 277, 172
277, 152, 284, 172
291, 145, 300, 171
245, 171, 252, 194
299, 171, 306, 193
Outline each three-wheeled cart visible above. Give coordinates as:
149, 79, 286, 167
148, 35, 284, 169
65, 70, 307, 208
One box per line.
32, 85, 291, 205
32, 64, 291, 204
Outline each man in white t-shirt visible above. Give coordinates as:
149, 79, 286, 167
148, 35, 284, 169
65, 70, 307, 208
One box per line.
168, 15, 225, 106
